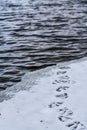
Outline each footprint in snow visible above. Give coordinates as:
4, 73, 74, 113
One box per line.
52, 75, 70, 84
50, 67, 86, 129
57, 70, 67, 75
49, 101, 63, 108
58, 107, 73, 122
56, 93, 68, 99
66, 121, 86, 130
56, 86, 69, 92
59, 66, 70, 70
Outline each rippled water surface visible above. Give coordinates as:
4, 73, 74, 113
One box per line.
0, 0, 87, 90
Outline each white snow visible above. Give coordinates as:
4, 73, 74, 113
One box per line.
0, 58, 87, 130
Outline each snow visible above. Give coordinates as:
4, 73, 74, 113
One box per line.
0, 58, 87, 130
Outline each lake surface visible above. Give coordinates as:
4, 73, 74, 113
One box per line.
0, 0, 87, 90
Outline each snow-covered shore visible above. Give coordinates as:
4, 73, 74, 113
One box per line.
0, 59, 87, 130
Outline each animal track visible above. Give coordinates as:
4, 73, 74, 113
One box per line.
53, 75, 70, 84
51, 67, 86, 129
58, 107, 73, 122
56, 86, 69, 92
49, 102, 63, 108
57, 70, 67, 75
66, 121, 86, 130
59, 66, 70, 70
56, 93, 68, 99
58, 115, 72, 122
58, 107, 73, 116
56, 102, 63, 107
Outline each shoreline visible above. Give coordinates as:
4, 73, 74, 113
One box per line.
0, 58, 87, 129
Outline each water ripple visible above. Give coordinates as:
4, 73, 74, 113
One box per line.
0, 0, 87, 89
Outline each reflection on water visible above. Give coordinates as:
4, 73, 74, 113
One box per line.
0, 0, 87, 90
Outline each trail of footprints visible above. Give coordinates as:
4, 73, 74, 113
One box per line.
49, 66, 86, 130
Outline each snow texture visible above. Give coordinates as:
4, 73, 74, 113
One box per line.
0, 58, 87, 130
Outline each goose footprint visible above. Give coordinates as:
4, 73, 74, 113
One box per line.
58, 107, 73, 122
49, 101, 63, 108
53, 75, 70, 84
56, 93, 68, 99
57, 70, 67, 75
56, 86, 69, 92
66, 121, 86, 130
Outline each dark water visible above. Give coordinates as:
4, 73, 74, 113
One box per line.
0, 0, 87, 90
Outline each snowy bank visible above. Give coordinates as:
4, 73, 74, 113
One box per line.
0, 59, 87, 130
